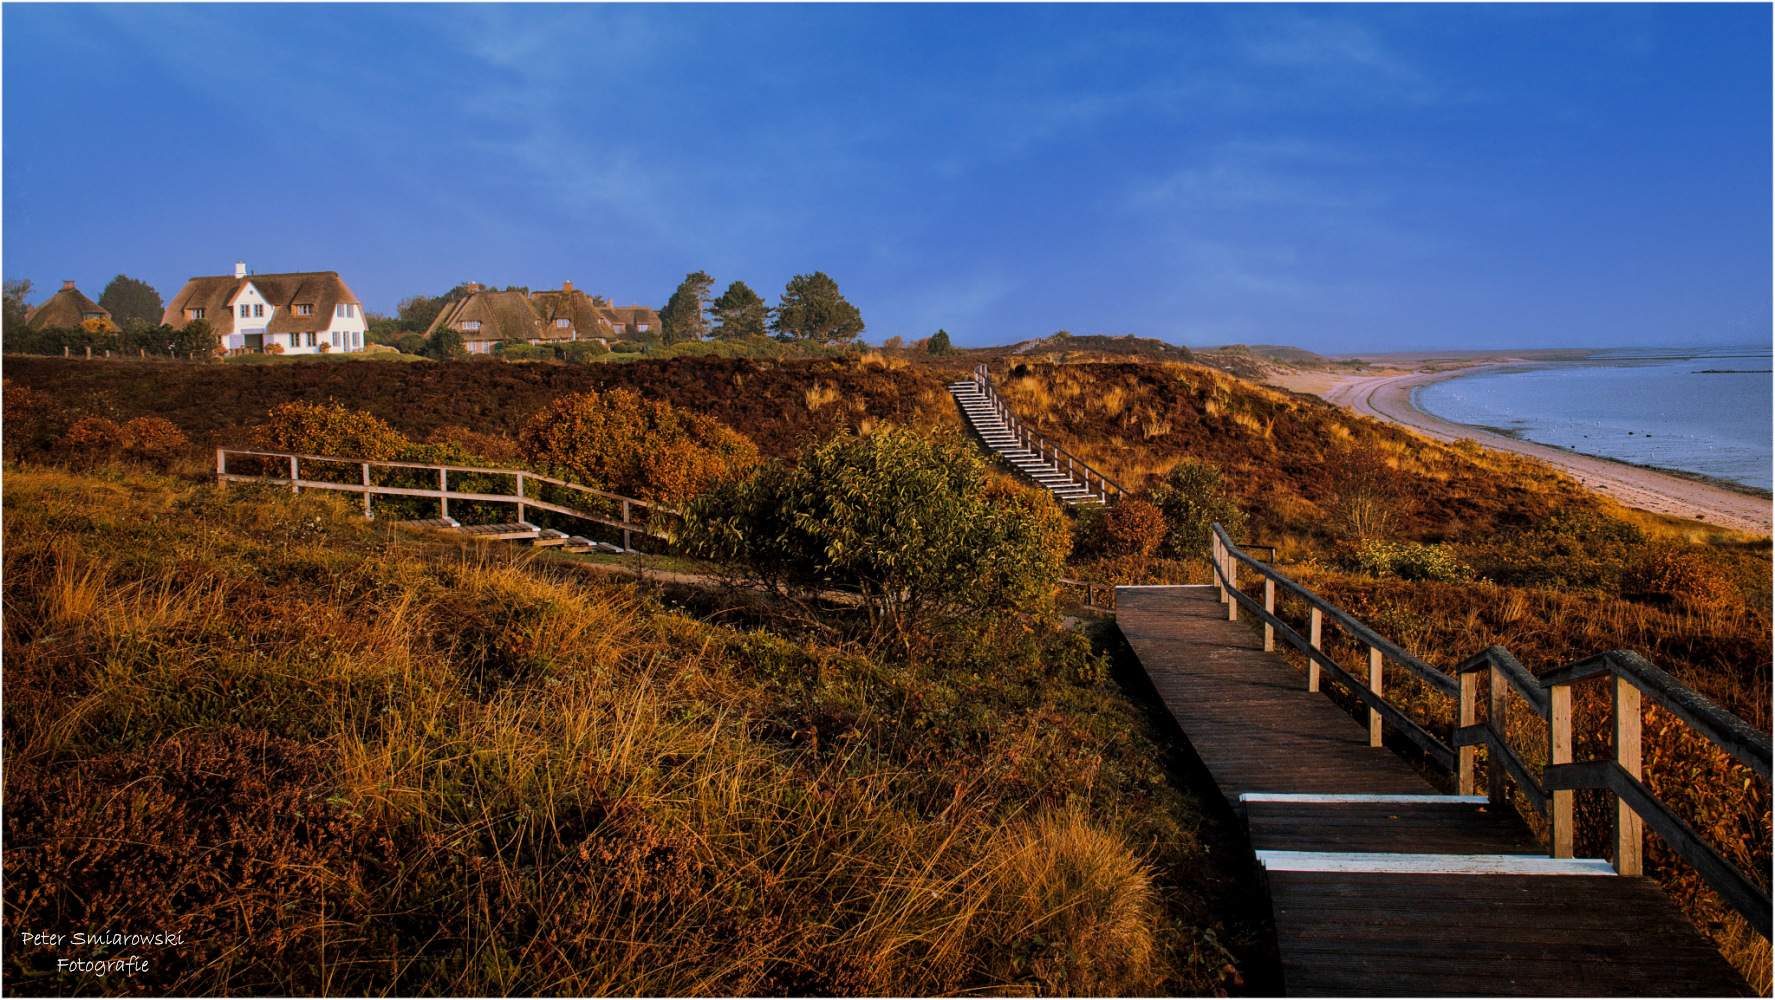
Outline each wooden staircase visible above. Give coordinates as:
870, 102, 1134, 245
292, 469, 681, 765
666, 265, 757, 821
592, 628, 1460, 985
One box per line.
948, 366, 1123, 506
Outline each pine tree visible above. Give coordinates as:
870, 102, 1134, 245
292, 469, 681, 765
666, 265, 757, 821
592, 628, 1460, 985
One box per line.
770, 272, 863, 345
927, 329, 952, 354
710, 281, 771, 339
98, 275, 164, 328
660, 271, 714, 345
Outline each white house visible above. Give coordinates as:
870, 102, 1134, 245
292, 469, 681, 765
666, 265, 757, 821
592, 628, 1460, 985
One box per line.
162, 262, 369, 355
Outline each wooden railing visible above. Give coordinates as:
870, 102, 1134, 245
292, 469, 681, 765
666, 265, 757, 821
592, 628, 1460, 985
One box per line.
216, 447, 677, 549
1209, 523, 1771, 939
969, 364, 1126, 503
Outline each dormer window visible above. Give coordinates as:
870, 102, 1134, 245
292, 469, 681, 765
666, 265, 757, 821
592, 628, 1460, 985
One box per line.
556, 318, 571, 328
295, 304, 313, 316
462, 321, 481, 332
84, 312, 102, 321
188, 308, 205, 320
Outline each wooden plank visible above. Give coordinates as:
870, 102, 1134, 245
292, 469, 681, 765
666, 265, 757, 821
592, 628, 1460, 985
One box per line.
1255, 851, 1616, 876
1115, 586, 1755, 998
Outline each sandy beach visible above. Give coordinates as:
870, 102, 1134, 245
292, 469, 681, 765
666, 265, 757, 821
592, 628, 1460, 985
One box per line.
1270, 365, 1773, 537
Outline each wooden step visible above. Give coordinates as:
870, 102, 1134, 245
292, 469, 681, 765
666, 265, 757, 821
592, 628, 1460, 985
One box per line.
458, 521, 541, 540
391, 516, 460, 529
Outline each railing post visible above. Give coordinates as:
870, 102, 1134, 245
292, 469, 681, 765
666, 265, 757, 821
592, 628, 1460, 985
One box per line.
622, 499, 632, 552
1613, 676, 1643, 875
1459, 668, 1478, 794
289, 455, 299, 494
1308, 608, 1323, 692
1549, 682, 1574, 858
1263, 577, 1275, 652
439, 466, 449, 520
215, 447, 226, 486
516, 472, 526, 524
361, 462, 372, 519
1488, 664, 1510, 806
1368, 645, 1384, 747
1225, 551, 1238, 622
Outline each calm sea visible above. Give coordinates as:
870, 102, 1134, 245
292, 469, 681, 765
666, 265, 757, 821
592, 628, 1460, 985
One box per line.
1412, 346, 1774, 493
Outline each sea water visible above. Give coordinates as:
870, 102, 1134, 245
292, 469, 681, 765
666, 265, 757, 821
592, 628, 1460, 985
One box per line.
1412, 346, 1773, 493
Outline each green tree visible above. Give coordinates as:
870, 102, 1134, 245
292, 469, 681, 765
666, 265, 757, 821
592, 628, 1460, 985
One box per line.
681, 427, 1069, 649
171, 318, 218, 358
770, 271, 864, 345
394, 331, 428, 355
709, 280, 770, 339
1148, 459, 1246, 558
659, 271, 714, 345
927, 329, 953, 355
395, 283, 474, 332
425, 325, 468, 360
3, 279, 34, 339
98, 275, 163, 328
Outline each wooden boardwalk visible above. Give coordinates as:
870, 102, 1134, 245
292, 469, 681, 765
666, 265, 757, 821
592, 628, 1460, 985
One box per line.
1116, 585, 1752, 997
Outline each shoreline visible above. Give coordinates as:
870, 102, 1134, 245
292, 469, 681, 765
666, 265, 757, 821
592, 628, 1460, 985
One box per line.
1269, 364, 1774, 536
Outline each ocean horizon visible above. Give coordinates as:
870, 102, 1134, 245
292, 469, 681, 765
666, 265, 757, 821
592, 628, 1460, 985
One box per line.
1412, 346, 1773, 494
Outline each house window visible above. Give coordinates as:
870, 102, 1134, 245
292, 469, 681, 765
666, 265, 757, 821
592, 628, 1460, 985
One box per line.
348, 304, 357, 318
188, 308, 205, 320
333, 331, 341, 346
462, 321, 481, 331
556, 318, 570, 328
637, 324, 650, 332
254, 304, 264, 317
240, 304, 251, 318
295, 304, 313, 316
304, 332, 317, 347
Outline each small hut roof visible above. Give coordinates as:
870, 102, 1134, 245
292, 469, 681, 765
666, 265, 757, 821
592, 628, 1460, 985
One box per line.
529, 288, 617, 342
427, 289, 539, 342
27, 284, 112, 329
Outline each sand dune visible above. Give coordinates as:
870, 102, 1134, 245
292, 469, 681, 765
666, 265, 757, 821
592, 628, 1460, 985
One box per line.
1270, 366, 1772, 537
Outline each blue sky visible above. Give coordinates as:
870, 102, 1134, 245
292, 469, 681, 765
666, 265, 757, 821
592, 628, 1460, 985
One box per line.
4, 4, 1769, 351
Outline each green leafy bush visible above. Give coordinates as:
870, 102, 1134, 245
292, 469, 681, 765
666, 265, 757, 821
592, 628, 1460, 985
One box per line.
1345, 540, 1471, 583
1148, 459, 1245, 558
681, 428, 1070, 642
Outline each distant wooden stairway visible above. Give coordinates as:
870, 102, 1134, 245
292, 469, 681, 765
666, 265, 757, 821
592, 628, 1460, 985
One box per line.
948, 364, 1124, 506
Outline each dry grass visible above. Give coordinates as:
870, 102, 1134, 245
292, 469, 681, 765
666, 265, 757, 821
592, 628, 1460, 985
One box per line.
2, 463, 1248, 996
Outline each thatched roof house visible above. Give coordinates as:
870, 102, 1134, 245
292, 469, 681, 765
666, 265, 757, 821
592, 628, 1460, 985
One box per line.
161, 263, 368, 354
426, 281, 624, 353
599, 303, 661, 338
27, 282, 114, 330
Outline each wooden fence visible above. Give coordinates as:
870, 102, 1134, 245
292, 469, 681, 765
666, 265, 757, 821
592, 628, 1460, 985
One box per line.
970, 364, 1126, 504
1210, 523, 1771, 938
216, 447, 677, 549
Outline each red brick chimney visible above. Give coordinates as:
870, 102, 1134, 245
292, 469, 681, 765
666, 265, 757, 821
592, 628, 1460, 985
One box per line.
62, 280, 76, 291
466, 282, 482, 294
562, 281, 573, 293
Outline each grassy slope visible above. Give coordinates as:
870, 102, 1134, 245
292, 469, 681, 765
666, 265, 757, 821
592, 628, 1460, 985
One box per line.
3, 465, 1262, 996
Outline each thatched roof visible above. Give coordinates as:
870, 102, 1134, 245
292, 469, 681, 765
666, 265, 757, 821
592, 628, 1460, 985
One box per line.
599, 304, 661, 338
161, 271, 362, 333
27, 282, 113, 329
427, 284, 628, 343
427, 289, 540, 342
529, 286, 617, 342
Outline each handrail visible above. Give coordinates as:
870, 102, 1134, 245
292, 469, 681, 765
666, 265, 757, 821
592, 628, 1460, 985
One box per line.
1205, 522, 1772, 939
970, 364, 1126, 502
218, 447, 678, 514
215, 446, 676, 546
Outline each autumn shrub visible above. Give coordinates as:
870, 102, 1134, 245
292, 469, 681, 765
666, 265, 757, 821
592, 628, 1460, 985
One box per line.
3, 381, 61, 458
1098, 496, 1167, 557
422, 425, 520, 463
1148, 459, 1246, 558
251, 400, 408, 461
120, 416, 189, 460
60, 417, 123, 455
1630, 548, 1742, 616
519, 388, 757, 504
682, 427, 1070, 643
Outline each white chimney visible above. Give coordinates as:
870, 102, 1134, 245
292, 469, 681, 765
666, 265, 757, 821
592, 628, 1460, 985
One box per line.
234, 262, 247, 279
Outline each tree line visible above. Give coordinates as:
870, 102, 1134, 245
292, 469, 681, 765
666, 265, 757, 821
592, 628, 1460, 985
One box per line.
1, 276, 218, 357
659, 271, 864, 346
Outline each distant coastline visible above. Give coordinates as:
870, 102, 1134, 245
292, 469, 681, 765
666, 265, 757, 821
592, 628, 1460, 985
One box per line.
1269, 358, 1773, 535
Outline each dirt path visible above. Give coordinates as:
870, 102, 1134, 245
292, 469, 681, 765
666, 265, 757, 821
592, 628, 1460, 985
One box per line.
1272, 367, 1772, 536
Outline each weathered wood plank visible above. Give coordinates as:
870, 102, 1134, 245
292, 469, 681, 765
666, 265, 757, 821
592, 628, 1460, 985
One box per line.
1115, 586, 1754, 997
